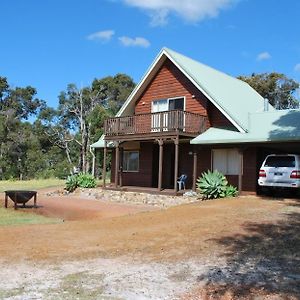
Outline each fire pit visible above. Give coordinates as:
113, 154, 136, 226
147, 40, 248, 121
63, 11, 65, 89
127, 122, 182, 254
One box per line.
4, 190, 37, 210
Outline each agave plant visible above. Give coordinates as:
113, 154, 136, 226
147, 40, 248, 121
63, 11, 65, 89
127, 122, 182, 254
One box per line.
65, 175, 78, 192
225, 185, 238, 197
196, 170, 228, 199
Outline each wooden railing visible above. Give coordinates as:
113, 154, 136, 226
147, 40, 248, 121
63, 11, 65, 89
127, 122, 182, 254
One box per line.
104, 110, 207, 136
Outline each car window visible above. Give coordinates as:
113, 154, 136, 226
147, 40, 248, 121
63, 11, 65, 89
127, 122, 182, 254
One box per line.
264, 156, 295, 168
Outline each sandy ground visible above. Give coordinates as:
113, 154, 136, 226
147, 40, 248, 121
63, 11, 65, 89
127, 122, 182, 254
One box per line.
0, 189, 299, 299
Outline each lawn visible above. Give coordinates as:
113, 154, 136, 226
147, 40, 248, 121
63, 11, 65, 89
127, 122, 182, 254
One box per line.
0, 178, 65, 193
0, 207, 61, 226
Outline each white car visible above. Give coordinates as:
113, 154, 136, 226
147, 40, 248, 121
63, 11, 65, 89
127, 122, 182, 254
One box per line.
258, 154, 300, 191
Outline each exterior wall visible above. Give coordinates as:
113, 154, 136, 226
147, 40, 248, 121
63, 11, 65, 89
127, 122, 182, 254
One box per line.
207, 103, 236, 129
111, 142, 259, 193
135, 59, 208, 115
110, 142, 154, 187
242, 147, 258, 192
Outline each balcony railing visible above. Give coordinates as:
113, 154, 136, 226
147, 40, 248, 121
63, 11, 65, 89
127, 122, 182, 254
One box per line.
104, 110, 207, 137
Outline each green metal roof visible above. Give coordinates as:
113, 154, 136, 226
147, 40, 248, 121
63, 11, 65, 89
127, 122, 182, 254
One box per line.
163, 47, 274, 132
191, 109, 300, 144
90, 136, 115, 149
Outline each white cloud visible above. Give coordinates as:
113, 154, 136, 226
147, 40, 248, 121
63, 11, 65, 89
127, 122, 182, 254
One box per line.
256, 51, 271, 61
122, 0, 237, 26
87, 30, 115, 42
294, 63, 300, 72
118, 36, 150, 48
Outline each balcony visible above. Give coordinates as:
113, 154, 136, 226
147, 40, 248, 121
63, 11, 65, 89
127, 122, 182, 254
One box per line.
104, 110, 207, 139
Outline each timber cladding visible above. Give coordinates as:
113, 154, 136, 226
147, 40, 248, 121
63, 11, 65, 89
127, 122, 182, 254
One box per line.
135, 59, 208, 115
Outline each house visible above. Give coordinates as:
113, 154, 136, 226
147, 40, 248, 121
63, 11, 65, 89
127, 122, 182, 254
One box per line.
91, 47, 300, 195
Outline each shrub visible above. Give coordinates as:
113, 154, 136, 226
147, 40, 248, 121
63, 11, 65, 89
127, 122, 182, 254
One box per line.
196, 170, 228, 199
196, 170, 238, 199
65, 173, 97, 192
225, 185, 238, 197
77, 173, 97, 188
65, 175, 78, 192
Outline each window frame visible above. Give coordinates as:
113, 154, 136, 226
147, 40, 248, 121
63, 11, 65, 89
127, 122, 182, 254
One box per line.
212, 148, 242, 176
151, 96, 186, 113
122, 150, 140, 173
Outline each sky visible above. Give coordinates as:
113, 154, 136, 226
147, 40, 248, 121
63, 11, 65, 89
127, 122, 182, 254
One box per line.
1, 0, 300, 108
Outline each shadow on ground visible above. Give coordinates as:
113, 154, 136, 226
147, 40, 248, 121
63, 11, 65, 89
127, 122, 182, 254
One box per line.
197, 200, 300, 299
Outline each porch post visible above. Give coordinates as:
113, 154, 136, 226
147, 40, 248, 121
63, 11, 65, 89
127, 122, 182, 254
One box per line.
119, 147, 123, 187
192, 147, 198, 192
114, 141, 119, 188
238, 149, 243, 194
91, 147, 96, 177
173, 137, 179, 192
103, 141, 107, 188
158, 139, 164, 191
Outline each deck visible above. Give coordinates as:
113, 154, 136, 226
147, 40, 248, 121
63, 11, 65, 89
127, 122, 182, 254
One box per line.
104, 110, 207, 140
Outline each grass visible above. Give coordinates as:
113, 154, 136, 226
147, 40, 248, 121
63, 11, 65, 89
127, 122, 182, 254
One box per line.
0, 178, 65, 193
0, 207, 61, 226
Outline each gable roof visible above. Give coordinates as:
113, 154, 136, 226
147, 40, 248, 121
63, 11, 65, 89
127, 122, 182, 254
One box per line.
191, 109, 300, 144
116, 47, 274, 133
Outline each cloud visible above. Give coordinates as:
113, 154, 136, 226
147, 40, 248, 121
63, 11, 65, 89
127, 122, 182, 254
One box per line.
294, 63, 300, 72
118, 36, 150, 48
122, 0, 237, 26
87, 30, 115, 42
256, 51, 271, 61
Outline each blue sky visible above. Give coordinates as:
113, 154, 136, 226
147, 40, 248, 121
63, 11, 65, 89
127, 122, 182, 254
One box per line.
1, 0, 300, 107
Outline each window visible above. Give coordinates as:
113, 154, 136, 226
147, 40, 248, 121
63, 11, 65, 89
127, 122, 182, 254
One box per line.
123, 151, 139, 172
212, 149, 241, 175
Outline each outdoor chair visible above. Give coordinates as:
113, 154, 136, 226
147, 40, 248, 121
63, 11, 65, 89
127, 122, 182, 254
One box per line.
177, 174, 188, 190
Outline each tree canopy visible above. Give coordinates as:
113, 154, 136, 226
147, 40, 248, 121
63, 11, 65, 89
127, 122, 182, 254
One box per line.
238, 72, 299, 109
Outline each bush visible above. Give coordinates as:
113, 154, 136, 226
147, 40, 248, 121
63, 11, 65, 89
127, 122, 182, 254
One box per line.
65, 175, 78, 192
77, 173, 97, 188
65, 173, 97, 192
225, 185, 238, 197
196, 170, 238, 199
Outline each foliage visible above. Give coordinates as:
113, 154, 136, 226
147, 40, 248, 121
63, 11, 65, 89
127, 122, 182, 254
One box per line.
196, 170, 238, 199
238, 72, 299, 109
225, 185, 238, 197
77, 173, 97, 188
65, 173, 97, 192
65, 175, 78, 192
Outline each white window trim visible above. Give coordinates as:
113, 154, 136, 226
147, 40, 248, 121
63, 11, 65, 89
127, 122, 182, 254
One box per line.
151, 96, 186, 112
123, 150, 139, 173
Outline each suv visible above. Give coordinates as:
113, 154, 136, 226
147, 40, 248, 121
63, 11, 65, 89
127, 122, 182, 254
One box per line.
258, 154, 300, 191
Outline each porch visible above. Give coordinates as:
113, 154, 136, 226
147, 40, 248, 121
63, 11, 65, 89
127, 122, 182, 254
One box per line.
101, 139, 200, 194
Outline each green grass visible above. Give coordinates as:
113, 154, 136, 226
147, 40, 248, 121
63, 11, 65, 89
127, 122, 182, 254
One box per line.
0, 178, 65, 193
0, 207, 61, 226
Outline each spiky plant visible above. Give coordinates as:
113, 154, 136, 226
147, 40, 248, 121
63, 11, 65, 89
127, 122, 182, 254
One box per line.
225, 185, 238, 197
196, 170, 228, 199
65, 175, 78, 192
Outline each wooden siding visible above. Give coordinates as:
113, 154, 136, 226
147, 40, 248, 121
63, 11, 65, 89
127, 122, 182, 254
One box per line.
242, 147, 258, 192
135, 59, 208, 115
207, 102, 236, 129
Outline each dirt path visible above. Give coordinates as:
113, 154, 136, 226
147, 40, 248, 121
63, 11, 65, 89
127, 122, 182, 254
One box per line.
0, 191, 299, 299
